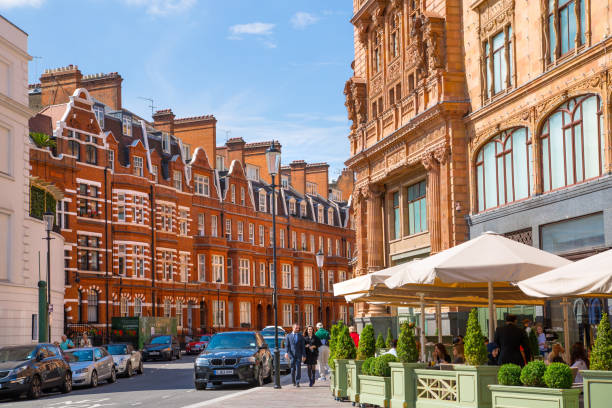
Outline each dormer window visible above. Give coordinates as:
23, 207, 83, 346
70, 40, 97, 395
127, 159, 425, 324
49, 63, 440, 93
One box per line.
281, 175, 289, 189
133, 156, 143, 177
289, 199, 296, 215
173, 170, 182, 191
317, 205, 324, 223
258, 190, 267, 212
306, 182, 317, 195
247, 164, 260, 181
328, 208, 334, 226
93, 105, 104, 128
122, 115, 132, 137
181, 144, 191, 161
300, 201, 307, 217
162, 133, 171, 153
230, 184, 236, 203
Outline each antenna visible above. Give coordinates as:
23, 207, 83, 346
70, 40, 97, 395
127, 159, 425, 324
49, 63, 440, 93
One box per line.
218, 128, 232, 142
138, 97, 157, 118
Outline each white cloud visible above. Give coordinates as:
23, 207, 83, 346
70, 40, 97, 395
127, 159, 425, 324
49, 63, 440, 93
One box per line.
290, 12, 318, 29
0, 0, 44, 8
123, 0, 196, 16
229, 22, 275, 37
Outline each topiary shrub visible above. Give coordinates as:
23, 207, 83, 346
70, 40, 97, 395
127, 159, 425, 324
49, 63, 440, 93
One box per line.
371, 354, 398, 377
543, 363, 573, 389
528, 329, 539, 360
361, 356, 375, 375
357, 324, 375, 360
328, 321, 344, 370
591, 313, 612, 371
376, 333, 385, 351
397, 323, 419, 363
498, 364, 522, 386
464, 308, 487, 366
520, 360, 547, 387
335, 325, 357, 361
385, 327, 393, 348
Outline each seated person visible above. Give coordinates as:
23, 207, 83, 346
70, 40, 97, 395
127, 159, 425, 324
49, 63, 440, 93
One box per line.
487, 342, 500, 366
570, 342, 589, 383
433, 343, 451, 366
452, 343, 465, 364
547, 343, 566, 365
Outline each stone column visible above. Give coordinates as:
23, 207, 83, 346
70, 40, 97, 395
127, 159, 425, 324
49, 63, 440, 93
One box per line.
366, 185, 384, 272
422, 152, 442, 254
355, 189, 368, 277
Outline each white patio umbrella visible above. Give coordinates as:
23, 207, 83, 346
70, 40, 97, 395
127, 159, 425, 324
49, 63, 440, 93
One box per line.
384, 231, 572, 341
517, 249, 612, 361
333, 262, 415, 297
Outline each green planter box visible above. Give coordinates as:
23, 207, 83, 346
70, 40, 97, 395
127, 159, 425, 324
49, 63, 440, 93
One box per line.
330, 366, 336, 396
582, 370, 612, 408
359, 374, 391, 408
414, 365, 499, 408
334, 359, 350, 399
389, 362, 427, 408
489, 385, 580, 408
347, 360, 364, 403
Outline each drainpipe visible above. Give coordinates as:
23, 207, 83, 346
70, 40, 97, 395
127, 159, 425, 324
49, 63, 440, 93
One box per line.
104, 166, 110, 344
150, 184, 156, 317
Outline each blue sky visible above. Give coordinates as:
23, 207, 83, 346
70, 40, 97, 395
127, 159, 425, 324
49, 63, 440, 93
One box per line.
1, 0, 354, 179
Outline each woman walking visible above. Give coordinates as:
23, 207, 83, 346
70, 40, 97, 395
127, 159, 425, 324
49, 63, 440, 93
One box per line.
303, 325, 322, 387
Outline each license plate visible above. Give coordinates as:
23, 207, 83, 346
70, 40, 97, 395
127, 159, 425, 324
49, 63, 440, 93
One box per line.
214, 369, 233, 375
149, 351, 159, 355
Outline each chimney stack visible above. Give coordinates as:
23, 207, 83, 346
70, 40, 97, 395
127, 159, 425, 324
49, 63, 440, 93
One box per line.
40, 64, 82, 107
226, 137, 246, 168
289, 160, 307, 195
152, 109, 176, 135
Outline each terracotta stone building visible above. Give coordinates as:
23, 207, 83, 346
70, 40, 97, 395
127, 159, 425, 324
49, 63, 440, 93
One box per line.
28, 66, 355, 339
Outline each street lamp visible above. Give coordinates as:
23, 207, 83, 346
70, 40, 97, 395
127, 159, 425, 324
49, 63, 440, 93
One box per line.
216, 278, 222, 334
316, 249, 325, 325
265, 141, 281, 390
43, 212, 55, 342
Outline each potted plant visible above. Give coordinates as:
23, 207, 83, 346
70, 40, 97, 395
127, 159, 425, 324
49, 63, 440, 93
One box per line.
333, 323, 356, 400
389, 322, 426, 408
329, 321, 342, 396
348, 324, 375, 405
413, 308, 499, 408
359, 354, 398, 407
489, 362, 580, 408
385, 327, 393, 349
582, 312, 612, 408
375, 333, 386, 353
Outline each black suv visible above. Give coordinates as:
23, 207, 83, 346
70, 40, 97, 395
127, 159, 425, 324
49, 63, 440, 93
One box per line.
0, 343, 72, 400
194, 331, 272, 390
141, 335, 181, 361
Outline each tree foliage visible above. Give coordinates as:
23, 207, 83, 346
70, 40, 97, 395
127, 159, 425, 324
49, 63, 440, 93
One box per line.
335, 325, 356, 360
464, 308, 487, 366
385, 327, 393, 348
357, 324, 375, 360
498, 364, 522, 386
591, 313, 612, 371
29, 132, 56, 148
543, 363, 573, 389
375, 333, 385, 351
371, 354, 398, 377
520, 360, 546, 387
397, 323, 419, 363
328, 321, 344, 370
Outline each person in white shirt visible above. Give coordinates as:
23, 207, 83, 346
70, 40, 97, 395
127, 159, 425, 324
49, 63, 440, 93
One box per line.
383, 339, 397, 357
570, 342, 589, 383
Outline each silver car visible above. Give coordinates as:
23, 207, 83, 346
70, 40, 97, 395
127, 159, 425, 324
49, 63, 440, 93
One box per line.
103, 343, 143, 377
64, 347, 117, 387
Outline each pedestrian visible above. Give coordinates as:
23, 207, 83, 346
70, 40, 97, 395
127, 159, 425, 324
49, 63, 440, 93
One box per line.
432, 343, 450, 366
452, 343, 465, 364
315, 322, 330, 381
487, 342, 500, 366
285, 323, 305, 387
570, 342, 589, 383
536, 324, 548, 357
547, 343, 566, 365
80, 332, 92, 348
383, 339, 397, 357
523, 319, 532, 334
349, 325, 359, 348
303, 325, 321, 387
494, 314, 530, 367
60, 334, 74, 350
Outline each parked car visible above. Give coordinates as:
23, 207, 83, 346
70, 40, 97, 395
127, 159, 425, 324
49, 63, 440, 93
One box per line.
102, 343, 143, 377
194, 331, 273, 390
186, 335, 212, 355
260, 326, 286, 337
141, 335, 181, 361
262, 335, 289, 375
0, 343, 72, 400
64, 347, 116, 388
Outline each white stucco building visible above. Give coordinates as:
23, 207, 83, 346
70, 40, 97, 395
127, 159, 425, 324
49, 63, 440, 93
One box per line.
0, 16, 64, 346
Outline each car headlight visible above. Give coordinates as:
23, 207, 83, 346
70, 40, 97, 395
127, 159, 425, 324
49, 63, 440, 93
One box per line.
74, 368, 89, 374
195, 357, 209, 366
163, 347, 172, 352
10, 366, 27, 376
241, 356, 256, 364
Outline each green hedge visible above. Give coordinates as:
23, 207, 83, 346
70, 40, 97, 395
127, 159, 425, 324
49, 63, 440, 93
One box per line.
397, 323, 418, 363
520, 361, 547, 387
543, 363, 573, 389
498, 364, 522, 386
357, 324, 375, 360
371, 354, 398, 377
591, 313, 612, 371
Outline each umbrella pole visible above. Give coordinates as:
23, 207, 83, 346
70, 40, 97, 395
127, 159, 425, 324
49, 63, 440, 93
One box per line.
419, 294, 426, 363
436, 302, 442, 343
562, 297, 571, 363
488, 281, 496, 341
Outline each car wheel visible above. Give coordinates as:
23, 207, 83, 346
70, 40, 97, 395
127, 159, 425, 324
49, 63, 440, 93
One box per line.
61, 372, 72, 394
27, 375, 42, 400
176, 350, 181, 360
108, 367, 117, 383
125, 362, 133, 377
167, 353, 173, 361
137, 360, 144, 375
195, 382, 207, 390
90, 370, 98, 388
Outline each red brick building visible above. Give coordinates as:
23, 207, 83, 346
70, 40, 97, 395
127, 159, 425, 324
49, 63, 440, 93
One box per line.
28, 66, 355, 338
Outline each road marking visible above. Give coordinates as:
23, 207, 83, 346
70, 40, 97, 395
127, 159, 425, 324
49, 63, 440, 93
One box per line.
179, 387, 260, 408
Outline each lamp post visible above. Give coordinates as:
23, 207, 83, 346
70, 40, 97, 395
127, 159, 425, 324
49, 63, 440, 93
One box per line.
316, 250, 325, 325
265, 142, 281, 389
216, 278, 221, 333
43, 212, 55, 342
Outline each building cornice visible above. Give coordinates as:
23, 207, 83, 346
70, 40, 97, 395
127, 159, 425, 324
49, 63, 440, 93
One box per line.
0, 92, 35, 119
0, 33, 31, 61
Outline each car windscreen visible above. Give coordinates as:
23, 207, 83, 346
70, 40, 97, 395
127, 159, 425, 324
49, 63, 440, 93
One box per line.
64, 349, 93, 362
0, 346, 37, 362
150, 336, 170, 345
106, 345, 128, 355
206, 333, 257, 350
200, 336, 211, 342
264, 337, 284, 348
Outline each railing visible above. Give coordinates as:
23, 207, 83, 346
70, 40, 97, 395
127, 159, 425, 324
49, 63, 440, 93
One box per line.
416, 373, 458, 402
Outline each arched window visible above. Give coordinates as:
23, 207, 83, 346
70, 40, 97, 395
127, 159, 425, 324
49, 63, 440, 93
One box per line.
164, 299, 171, 317
120, 297, 128, 317
476, 127, 532, 212
176, 300, 183, 326
134, 298, 142, 317
540, 94, 604, 192
87, 290, 99, 323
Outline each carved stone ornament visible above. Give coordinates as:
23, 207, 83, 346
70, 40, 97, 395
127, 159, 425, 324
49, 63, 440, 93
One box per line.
406, 13, 446, 78
391, 0, 403, 11
371, 0, 388, 28
388, 58, 401, 81
356, 18, 369, 45
424, 16, 446, 74
478, 0, 515, 38
407, 13, 427, 76
433, 143, 450, 164
535, 73, 606, 117
345, 77, 368, 130
421, 151, 437, 171
370, 73, 384, 97
344, 80, 357, 129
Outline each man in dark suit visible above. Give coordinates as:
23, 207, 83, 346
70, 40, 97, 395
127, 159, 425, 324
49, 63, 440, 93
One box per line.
285, 323, 305, 386
494, 314, 529, 367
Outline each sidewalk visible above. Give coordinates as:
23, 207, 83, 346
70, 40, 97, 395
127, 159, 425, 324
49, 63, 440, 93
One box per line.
183, 377, 342, 408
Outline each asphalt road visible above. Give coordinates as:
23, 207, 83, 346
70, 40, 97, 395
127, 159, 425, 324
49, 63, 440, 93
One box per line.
0, 354, 297, 408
